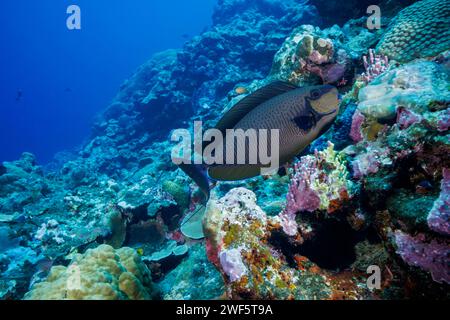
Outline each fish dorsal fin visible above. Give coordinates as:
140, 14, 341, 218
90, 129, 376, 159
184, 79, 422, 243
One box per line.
215, 81, 298, 132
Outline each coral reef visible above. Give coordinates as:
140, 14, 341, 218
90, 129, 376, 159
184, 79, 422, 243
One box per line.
377, 0, 450, 62
427, 168, 450, 236
159, 244, 225, 300
360, 49, 390, 84
1, 0, 449, 300
357, 61, 449, 121
270, 21, 384, 86
283, 143, 352, 218
394, 231, 449, 285
204, 188, 334, 299
24, 245, 155, 300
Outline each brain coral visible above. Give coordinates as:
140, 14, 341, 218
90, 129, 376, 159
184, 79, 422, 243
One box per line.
376, 0, 450, 62
24, 245, 155, 300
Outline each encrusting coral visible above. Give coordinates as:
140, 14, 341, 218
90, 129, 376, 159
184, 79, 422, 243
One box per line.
204, 188, 334, 300
24, 245, 155, 300
357, 61, 449, 121
427, 168, 450, 236
203, 188, 377, 300
394, 231, 449, 285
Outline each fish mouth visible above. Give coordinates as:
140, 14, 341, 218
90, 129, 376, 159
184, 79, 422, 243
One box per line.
317, 108, 337, 117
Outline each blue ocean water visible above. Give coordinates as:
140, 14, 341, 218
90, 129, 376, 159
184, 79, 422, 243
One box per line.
0, 0, 215, 164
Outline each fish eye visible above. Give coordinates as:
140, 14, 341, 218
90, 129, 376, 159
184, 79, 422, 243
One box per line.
311, 89, 321, 99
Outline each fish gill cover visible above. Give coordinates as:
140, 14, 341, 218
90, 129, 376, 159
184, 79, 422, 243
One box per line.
0, 0, 449, 301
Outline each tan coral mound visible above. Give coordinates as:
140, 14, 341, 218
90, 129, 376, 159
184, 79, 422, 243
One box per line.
24, 244, 154, 300
376, 0, 450, 62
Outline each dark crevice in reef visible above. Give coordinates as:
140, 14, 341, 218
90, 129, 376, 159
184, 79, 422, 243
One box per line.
298, 219, 362, 270
393, 154, 439, 191
160, 204, 182, 231
271, 218, 366, 271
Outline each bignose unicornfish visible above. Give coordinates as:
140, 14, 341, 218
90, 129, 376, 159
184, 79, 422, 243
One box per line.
177, 81, 340, 199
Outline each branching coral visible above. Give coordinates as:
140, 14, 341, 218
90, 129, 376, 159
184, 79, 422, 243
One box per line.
360, 49, 390, 84
283, 143, 352, 224
24, 245, 155, 300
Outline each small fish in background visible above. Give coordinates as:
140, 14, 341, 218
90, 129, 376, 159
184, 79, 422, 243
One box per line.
416, 180, 433, 194
27, 257, 55, 288
228, 86, 249, 101
15, 90, 23, 102
181, 33, 191, 40
178, 81, 340, 199
234, 86, 248, 95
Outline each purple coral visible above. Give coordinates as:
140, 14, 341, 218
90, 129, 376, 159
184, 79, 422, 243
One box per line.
361, 49, 389, 84
306, 63, 346, 84
219, 248, 247, 282
397, 107, 423, 129
352, 152, 381, 179
394, 230, 450, 284
437, 109, 450, 132
349, 110, 365, 142
280, 156, 322, 236
279, 154, 323, 234
279, 210, 299, 237
284, 157, 321, 215
427, 168, 450, 236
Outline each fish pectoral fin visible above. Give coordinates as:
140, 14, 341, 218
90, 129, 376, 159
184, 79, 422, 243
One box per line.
293, 115, 315, 132
215, 81, 298, 133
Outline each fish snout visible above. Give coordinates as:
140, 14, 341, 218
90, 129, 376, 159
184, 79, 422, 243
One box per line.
309, 85, 340, 115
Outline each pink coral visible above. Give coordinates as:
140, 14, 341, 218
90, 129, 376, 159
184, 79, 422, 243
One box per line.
349, 110, 365, 142
281, 143, 350, 236
284, 157, 321, 216
352, 153, 381, 179
427, 168, 450, 236
361, 49, 389, 84
219, 248, 247, 282
305, 63, 346, 84
437, 109, 450, 132
394, 230, 450, 284
397, 107, 423, 129
352, 147, 391, 179
279, 209, 299, 237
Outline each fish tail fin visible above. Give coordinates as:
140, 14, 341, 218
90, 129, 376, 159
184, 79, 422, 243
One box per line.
177, 163, 211, 200
180, 203, 205, 228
